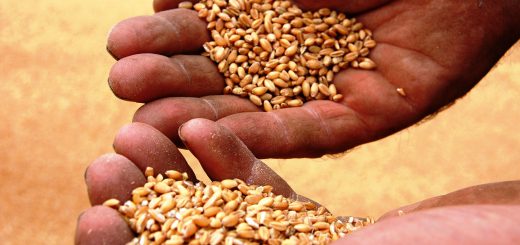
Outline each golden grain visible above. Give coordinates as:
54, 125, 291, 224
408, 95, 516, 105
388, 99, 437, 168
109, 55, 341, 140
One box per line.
154, 182, 171, 194
249, 94, 263, 106
396, 87, 407, 97
332, 94, 344, 102
306, 59, 323, 69
102, 198, 120, 207
222, 214, 240, 227
310, 83, 319, 97
318, 84, 331, 96
178, 1, 193, 9
263, 100, 273, 112
287, 99, 303, 107
359, 58, 376, 70
271, 95, 286, 105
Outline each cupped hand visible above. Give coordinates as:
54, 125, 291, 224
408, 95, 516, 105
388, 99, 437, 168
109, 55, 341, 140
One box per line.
74, 119, 520, 244
106, 0, 518, 158
75, 119, 312, 244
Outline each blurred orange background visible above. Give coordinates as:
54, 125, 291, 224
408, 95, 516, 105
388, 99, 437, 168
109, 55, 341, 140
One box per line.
0, 0, 518, 244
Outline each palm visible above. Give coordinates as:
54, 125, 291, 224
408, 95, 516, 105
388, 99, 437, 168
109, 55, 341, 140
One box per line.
107, 0, 516, 158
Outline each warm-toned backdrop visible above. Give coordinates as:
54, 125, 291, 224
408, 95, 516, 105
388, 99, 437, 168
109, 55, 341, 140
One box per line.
0, 0, 518, 244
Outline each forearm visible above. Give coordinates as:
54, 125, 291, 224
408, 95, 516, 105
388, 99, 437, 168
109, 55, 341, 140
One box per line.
380, 180, 520, 220
336, 205, 520, 245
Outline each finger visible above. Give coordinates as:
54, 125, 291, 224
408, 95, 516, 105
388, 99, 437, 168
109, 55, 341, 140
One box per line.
85, 153, 146, 206
133, 95, 260, 145
75, 206, 133, 245
379, 180, 520, 220
218, 101, 373, 158
179, 118, 298, 199
109, 54, 224, 103
154, 0, 199, 12
136, 99, 371, 158
113, 122, 196, 180
342, 205, 520, 244
107, 9, 209, 60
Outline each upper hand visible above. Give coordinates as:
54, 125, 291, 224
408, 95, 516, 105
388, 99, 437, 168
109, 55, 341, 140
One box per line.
105, 0, 518, 158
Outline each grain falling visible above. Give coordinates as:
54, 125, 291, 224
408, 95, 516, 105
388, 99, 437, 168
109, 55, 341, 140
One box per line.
193, 0, 377, 111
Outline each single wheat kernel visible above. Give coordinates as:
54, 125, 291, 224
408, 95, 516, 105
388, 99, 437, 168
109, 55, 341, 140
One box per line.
249, 94, 263, 106
306, 59, 323, 69
287, 99, 303, 107
222, 214, 240, 227
271, 96, 286, 105
252, 86, 269, 96
396, 87, 407, 97
263, 100, 273, 112
193, 215, 211, 227
165, 170, 183, 180
359, 58, 376, 70
310, 83, 319, 97
154, 182, 171, 194
294, 223, 312, 233
102, 198, 120, 207
221, 179, 239, 189
178, 1, 193, 9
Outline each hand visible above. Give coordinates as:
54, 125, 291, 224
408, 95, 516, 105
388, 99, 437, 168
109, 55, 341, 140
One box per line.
75, 119, 520, 244
75, 119, 312, 245
105, 0, 519, 158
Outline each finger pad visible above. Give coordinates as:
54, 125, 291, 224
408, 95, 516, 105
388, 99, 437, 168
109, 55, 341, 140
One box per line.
107, 9, 208, 59
113, 123, 193, 177
86, 154, 145, 205
133, 96, 258, 141
109, 54, 225, 102
180, 118, 256, 178
134, 98, 217, 142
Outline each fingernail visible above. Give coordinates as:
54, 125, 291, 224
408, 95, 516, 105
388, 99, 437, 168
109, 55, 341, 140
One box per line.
107, 77, 115, 95
77, 210, 86, 223
84, 165, 89, 182
106, 23, 119, 60
178, 123, 194, 151
106, 45, 119, 60
107, 78, 126, 100
178, 123, 188, 146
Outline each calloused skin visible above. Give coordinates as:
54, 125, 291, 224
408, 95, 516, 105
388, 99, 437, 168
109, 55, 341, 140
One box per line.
75, 120, 520, 244
75, 0, 520, 244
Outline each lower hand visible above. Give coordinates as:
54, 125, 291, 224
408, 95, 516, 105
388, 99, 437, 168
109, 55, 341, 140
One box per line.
75, 119, 520, 244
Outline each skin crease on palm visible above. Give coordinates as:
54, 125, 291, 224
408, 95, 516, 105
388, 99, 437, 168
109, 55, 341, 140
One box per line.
75, 0, 520, 244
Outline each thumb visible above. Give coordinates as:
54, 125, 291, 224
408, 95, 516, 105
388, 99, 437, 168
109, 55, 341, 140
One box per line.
178, 118, 296, 198
292, 0, 391, 13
